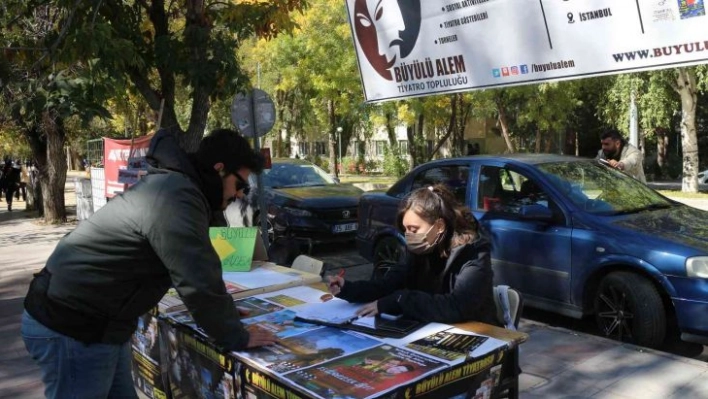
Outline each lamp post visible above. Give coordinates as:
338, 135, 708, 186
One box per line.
336, 126, 343, 177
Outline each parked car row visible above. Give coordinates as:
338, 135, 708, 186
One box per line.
224, 158, 363, 253
355, 154, 708, 348
226, 155, 708, 349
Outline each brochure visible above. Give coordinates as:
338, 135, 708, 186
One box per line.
405, 329, 489, 362
241, 309, 323, 339
285, 344, 446, 399
166, 297, 284, 338
236, 327, 381, 374
254, 285, 332, 307
290, 298, 362, 325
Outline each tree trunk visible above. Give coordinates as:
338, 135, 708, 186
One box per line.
674, 68, 700, 193
496, 100, 516, 153
452, 94, 471, 157
656, 128, 668, 169
40, 112, 67, 223
328, 99, 338, 178
415, 113, 425, 166
26, 168, 41, 213
20, 121, 44, 213
70, 148, 83, 171
429, 95, 458, 161
544, 131, 553, 153
385, 112, 397, 147
534, 130, 542, 153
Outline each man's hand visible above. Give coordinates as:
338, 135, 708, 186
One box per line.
245, 325, 278, 348
356, 301, 379, 318
607, 159, 622, 169
236, 307, 251, 317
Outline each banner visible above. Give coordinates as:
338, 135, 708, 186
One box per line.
346, 0, 708, 102
103, 136, 153, 198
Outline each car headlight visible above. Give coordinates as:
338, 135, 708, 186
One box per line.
686, 257, 708, 278
283, 207, 312, 217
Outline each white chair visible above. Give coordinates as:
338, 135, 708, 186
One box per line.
493, 285, 524, 330
291, 255, 325, 276
493, 285, 524, 399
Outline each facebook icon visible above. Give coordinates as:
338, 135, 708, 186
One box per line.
520, 64, 529, 74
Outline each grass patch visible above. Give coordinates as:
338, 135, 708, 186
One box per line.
340, 175, 397, 186
657, 190, 708, 199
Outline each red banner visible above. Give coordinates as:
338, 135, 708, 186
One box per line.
103, 136, 153, 198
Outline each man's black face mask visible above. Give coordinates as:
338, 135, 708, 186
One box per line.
234, 172, 251, 196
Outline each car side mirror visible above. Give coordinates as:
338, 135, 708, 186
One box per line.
519, 204, 553, 221
331, 176, 341, 184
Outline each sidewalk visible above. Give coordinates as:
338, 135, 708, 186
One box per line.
1, 183, 707, 398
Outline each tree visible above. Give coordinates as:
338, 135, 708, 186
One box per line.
1, 2, 112, 222
598, 67, 706, 190
53, 0, 307, 151
671, 67, 705, 192
241, 0, 365, 176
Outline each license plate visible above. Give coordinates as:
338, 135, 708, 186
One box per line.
333, 223, 357, 233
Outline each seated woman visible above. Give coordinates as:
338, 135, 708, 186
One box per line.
328, 184, 497, 325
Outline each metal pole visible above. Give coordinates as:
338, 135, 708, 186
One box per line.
251, 92, 269, 251
629, 92, 639, 148
338, 130, 342, 176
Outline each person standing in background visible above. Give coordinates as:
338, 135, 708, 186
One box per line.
2, 160, 20, 211
596, 129, 646, 183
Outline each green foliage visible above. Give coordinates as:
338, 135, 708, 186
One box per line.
382, 146, 409, 178
342, 156, 366, 174
312, 154, 329, 171
365, 159, 380, 174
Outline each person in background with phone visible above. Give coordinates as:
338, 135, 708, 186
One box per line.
328, 184, 497, 325
596, 129, 646, 183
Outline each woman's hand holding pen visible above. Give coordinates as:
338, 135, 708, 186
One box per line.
327, 269, 346, 295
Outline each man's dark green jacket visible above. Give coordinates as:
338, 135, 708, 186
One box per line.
24, 130, 249, 350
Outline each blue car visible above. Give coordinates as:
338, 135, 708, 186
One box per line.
356, 154, 708, 348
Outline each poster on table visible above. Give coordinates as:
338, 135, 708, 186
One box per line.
160, 321, 239, 399
345, 0, 708, 102
384, 347, 506, 399
130, 310, 170, 399
103, 135, 152, 198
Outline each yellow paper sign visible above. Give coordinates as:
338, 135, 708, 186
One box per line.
209, 227, 259, 272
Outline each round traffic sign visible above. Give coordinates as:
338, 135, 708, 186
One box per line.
230, 89, 276, 138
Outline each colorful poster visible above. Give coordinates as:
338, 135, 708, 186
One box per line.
345, 0, 708, 102
389, 350, 505, 399
103, 135, 152, 197
166, 297, 284, 338
130, 311, 169, 399
241, 309, 322, 339
160, 323, 238, 399
406, 330, 488, 362
285, 345, 446, 399
237, 327, 381, 374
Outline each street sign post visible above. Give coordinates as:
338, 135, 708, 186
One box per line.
231, 89, 276, 251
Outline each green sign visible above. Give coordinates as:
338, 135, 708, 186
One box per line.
209, 227, 259, 272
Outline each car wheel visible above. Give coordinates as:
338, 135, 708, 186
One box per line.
371, 236, 405, 281
594, 272, 666, 348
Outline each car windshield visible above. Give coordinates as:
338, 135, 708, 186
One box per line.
538, 161, 672, 215
263, 163, 336, 188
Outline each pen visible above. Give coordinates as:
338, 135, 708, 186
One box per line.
330, 269, 345, 288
